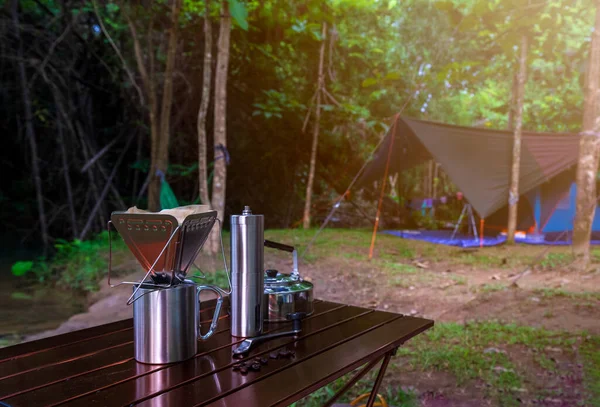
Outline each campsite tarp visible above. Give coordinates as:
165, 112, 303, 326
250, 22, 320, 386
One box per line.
358, 117, 580, 219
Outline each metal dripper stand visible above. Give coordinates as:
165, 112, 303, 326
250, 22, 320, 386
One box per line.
107, 208, 231, 364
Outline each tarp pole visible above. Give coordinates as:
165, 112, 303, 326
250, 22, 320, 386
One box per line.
534, 187, 541, 234
368, 115, 400, 260
301, 137, 387, 259
451, 204, 467, 240
480, 218, 485, 248
468, 204, 479, 242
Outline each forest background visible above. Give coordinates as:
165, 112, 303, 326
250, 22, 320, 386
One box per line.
0, 0, 597, 266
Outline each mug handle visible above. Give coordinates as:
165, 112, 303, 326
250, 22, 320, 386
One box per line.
197, 285, 225, 341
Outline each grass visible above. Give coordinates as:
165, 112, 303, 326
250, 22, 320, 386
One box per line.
0, 335, 21, 348
533, 288, 600, 301
384, 263, 419, 275
454, 253, 498, 268
290, 369, 418, 407
476, 283, 509, 293
539, 252, 574, 269
258, 228, 592, 276
534, 354, 558, 372
543, 310, 554, 318
581, 336, 600, 406
394, 321, 582, 406
450, 275, 467, 285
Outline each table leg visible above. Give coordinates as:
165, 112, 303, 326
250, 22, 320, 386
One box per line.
322, 355, 384, 407
365, 348, 395, 407
322, 346, 398, 407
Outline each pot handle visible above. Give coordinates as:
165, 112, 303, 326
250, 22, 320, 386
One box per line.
197, 285, 224, 341
264, 240, 299, 277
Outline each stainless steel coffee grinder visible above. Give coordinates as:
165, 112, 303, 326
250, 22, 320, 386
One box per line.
230, 206, 264, 338
108, 208, 231, 364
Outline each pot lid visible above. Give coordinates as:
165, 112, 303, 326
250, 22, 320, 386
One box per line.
264, 269, 313, 293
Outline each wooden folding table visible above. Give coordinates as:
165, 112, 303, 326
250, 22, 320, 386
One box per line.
0, 298, 433, 407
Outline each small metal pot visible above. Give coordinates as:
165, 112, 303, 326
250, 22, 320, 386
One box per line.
263, 269, 314, 322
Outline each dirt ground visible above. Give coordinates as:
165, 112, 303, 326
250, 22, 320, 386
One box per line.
304, 250, 599, 406
300, 254, 600, 335
21, 229, 600, 406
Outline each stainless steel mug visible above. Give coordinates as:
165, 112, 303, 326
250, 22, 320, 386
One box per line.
230, 206, 264, 338
132, 282, 223, 364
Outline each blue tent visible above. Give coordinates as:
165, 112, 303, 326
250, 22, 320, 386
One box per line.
522, 181, 600, 243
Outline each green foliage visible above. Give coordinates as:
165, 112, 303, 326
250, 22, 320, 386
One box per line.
7, 0, 600, 245
11, 231, 128, 292
52, 232, 115, 292
11, 258, 50, 282
11, 261, 34, 277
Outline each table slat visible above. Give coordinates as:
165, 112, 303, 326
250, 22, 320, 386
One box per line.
3, 301, 335, 407
0, 298, 223, 368
0, 318, 233, 400
0, 299, 433, 407
65, 304, 364, 407
216, 316, 433, 407
136, 309, 400, 407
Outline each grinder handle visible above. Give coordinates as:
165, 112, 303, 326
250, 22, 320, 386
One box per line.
197, 285, 225, 341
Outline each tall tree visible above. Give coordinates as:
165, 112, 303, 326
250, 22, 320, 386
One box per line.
573, 0, 600, 267
198, 0, 213, 209
302, 22, 327, 229
155, 0, 182, 211
507, 71, 518, 131
507, 34, 528, 244
11, 0, 49, 255
123, 0, 182, 211
209, 0, 231, 252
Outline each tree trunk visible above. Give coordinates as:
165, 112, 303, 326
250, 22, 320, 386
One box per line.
53, 91, 78, 238
198, 0, 212, 207
209, 0, 231, 253
507, 34, 528, 245
132, 131, 143, 205
153, 0, 181, 211
573, 2, 600, 268
507, 71, 518, 130
302, 22, 327, 229
12, 0, 49, 255
128, 15, 160, 211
